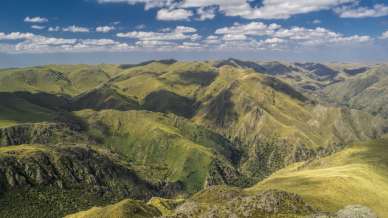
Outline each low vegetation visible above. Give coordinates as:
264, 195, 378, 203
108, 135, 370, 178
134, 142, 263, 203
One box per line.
0, 60, 386, 217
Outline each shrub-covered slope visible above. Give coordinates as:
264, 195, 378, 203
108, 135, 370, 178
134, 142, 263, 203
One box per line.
0, 144, 157, 218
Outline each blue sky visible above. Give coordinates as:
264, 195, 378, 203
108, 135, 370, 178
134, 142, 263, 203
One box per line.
0, 0, 388, 67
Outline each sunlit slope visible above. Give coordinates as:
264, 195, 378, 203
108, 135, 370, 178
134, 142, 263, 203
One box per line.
248, 138, 388, 217
64, 199, 161, 218
103, 61, 387, 151
109, 61, 217, 102
88, 61, 388, 180
194, 66, 386, 148
1, 61, 387, 186
0, 64, 121, 96
322, 64, 388, 118
74, 109, 242, 193
191, 66, 388, 178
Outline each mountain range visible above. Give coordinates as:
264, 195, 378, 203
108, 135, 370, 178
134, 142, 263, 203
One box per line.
0, 59, 387, 217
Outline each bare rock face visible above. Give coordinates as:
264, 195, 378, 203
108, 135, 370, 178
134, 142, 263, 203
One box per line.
170, 189, 316, 218
310, 205, 378, 218
335, 205, 378, 218
223, 190, 315, 217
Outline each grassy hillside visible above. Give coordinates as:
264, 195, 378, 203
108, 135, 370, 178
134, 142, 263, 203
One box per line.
74, 109, 243, 193
0, 93, 56, 127
64, 199, 161, 218
0, 60, 387, 217
191, 65, 388, 179
322, 64, 388, 118
1, 61, 386, 183
248, 138, 388, 217
0, 64, 120, 96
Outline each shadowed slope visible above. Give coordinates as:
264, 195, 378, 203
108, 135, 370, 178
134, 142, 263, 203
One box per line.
0, 144, 157, 218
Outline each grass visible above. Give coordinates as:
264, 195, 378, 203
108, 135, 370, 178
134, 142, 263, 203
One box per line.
248, 138, 388, 217
0, 64, 121, 96
74, 109, 236, 193
0, 94, 55, 127
147, 197, 185, 216
64, 199, 161, 218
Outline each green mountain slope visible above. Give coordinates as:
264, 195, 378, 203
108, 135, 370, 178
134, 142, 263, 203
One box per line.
0, 60, 387, 218
0, 64, 120, 96
1, 60, 386, 185
248, 138, 388, 217
74, 109, 244, 193
321, 64, 388, 118
191, 65, 388, 179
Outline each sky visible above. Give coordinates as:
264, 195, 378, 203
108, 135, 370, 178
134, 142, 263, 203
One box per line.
0, 0, 388, 67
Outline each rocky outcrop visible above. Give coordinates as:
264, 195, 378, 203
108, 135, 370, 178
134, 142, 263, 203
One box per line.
169, 189, 316, 218
0, 123, 87, 146
0, 144, 154, 199
311, 205, 378, 218
335, 205, 378, 218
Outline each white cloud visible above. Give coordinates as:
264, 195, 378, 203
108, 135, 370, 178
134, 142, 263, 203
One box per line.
0, 20, 377, 54
212, 22, 372, 51
117, 26, 197, 41
215, 22, 280, 36
204, 35, 221, 45
62, 25, 90, 33
48, 26, 61, 32
136, 40, 177, 47
98, 0, 388, 20
31, 25, 46, 30
117, 26, 198, 49
196, 7, 216, 21
96, 26, 116, 33
222, 34, 247, 41
175, 26, 197, 33
0, 32, 132, 53
335, 4, 388, 18
24, 16, 48, 23
97, 0, 175, 10
135, 24, 146, 29
181, 0, 357, 19
312, 19, 321, 24
81, 39, 118, 46
380, 31, 388, 39
190, 34, 202, 41
156, 8, 193, 20
0, 32, 35, 40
